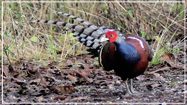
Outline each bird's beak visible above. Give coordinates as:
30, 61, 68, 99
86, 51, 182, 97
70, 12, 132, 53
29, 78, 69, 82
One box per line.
100, 37, 109, 42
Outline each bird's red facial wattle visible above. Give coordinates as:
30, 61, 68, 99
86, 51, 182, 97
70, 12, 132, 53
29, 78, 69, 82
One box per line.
105, 30, 118, 43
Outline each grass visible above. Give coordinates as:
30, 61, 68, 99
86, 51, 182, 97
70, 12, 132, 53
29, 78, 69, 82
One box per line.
1, 1, 185, 66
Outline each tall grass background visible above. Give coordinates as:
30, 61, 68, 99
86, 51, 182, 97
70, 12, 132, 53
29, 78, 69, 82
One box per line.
1, 1, 185, 66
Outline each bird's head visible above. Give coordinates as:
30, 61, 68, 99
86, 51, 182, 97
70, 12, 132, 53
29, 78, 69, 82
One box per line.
100, 30, 118, 43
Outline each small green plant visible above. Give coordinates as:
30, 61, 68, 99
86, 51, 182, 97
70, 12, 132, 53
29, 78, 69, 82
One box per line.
151, 35, 166, 65
177, 5, 184, 18
30, 36, 38, 42
128, 10, 133, 17
140, 30, 147, 39
10, 3, 17, 10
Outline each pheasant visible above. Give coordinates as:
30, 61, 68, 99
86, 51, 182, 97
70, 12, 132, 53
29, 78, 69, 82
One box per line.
32, 12, 153, 95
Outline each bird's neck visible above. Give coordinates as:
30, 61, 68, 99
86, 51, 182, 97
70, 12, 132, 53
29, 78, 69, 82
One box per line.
115, 37, 141, 63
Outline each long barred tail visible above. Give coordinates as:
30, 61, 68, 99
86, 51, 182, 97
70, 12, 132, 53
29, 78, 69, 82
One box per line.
55, 11, 124, 36
33, 19, 107, 49
32, 12, 123, 57
56, 11, 93, 27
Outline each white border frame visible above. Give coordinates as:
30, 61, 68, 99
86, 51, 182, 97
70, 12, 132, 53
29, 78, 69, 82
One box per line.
1, 0, 186, 104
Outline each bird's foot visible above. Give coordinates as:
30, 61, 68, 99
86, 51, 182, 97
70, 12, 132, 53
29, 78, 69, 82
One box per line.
125, 89, 142, 96
125, 93, 132, 97
131, 90, 141, 95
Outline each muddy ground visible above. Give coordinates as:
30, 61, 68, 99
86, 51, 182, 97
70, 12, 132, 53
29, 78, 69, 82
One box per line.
1, 54, 185, 104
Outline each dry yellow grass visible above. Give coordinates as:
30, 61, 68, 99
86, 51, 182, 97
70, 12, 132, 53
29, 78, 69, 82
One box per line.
1, 1, 185, 65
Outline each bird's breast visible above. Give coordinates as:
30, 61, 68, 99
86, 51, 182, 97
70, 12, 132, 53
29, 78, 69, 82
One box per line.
99, 42, 116, 71
125, 34, 151, 74
99, 34, 152, 79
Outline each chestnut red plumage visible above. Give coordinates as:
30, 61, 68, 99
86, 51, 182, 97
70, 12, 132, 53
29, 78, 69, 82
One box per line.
99, 30, 153, 95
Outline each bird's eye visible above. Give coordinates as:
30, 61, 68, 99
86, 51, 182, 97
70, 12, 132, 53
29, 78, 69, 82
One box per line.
110, 34, 114, 38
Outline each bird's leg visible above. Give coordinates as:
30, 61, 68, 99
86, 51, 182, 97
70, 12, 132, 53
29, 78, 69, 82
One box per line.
129, 78, 140, 94
124, 78, 133, 95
